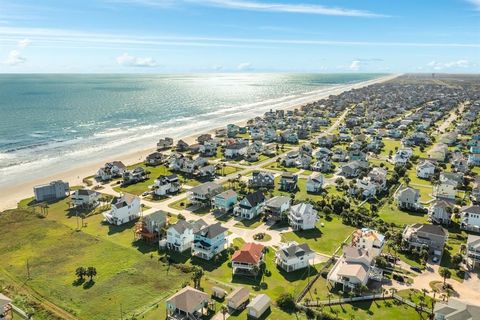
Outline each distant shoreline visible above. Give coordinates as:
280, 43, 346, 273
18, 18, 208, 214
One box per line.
0, 74, 399, 211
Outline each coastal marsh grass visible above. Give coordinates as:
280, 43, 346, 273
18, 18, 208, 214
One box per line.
0, 209, 185, 320
281, 216, 354, 255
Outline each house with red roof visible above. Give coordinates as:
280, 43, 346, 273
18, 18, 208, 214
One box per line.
231, 243, 265, 276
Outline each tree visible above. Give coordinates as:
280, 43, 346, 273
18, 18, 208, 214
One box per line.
389, 288, 397, 297
451, 253, 463, 268
86, 267, 97, 281
327, 293, 333, 305
75, 267, 86, 281
191, 266, 204, 289
276, 292, 296, 312
439, 267, 451, 288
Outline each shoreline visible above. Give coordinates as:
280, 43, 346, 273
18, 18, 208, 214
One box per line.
0, 74, 399, 211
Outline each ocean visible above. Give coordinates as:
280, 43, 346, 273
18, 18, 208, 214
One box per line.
0, 73, 381, 187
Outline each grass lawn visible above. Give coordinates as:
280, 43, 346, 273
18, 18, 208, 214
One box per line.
112, 164, 204, 195
368, 158, 394, 172
281, 216, 354, 255
0, 209, 186, 320
440, 229, 466, 282
410, 184, 434, 203
228, 306, 306, 320
377, 202, 428, 226
380, 139, 401, 157
234, 215, 264, 229
325, 298, 429, 320
271, 177, 344, 204
217, 165, 243, 176
263, 162, 301, 173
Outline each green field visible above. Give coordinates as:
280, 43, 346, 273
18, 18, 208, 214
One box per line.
281, 216, 354, 255
325, 298, 429, 320
0, 209, 184, 320
377, 202, 428, 226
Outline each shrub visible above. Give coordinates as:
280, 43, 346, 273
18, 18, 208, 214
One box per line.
276, 293, 297, 312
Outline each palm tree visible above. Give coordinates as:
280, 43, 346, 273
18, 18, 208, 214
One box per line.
327, 293, 333, 305
75, 267, 86, 281
191, 266, 204, 289
439, 268, 451, 288
86, 267, 97, 281
389, 288, 397, 298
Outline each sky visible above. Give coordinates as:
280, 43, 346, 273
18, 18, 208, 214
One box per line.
0, 0, 479, 73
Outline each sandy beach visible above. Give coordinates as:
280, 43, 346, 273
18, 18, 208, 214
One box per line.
0, 74, 399, 211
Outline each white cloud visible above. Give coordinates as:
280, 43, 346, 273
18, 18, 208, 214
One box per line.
4, 50, 26, 65
349, 60, 361, 71
196, 0, 385, 17
237, 62, 252, 70
467, 0, 480, 10
116, 53, 157, 67
1, 27, 479, 49
17, 38, 31, 48
212, 65, 223, 71
427, 59, 470, 70
110, 0, 385, 17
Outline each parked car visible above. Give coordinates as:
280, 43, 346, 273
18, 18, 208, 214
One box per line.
410, 266, 422, 273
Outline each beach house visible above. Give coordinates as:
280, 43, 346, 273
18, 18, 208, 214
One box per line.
152, 174, 181, 196
145, 151, 165, 166
279, 173, 298, 192
166, 219, 207, 252
402, 223, 448, 256
249, 171, 275, 189
33, 180, 70, 202
264, 196, 291, 221
275, 242, 315, 272
157, 137, 173, 150
288, 202, 318, 230
96, 161, 126, 181
428, 199, 453, 225
351, 228, 385, 257
234, 191, 266, 220
187, 182, 223, 207
166, 286, 209, 319
212, 189, 237, 213
103, 193, 141, 225
192, 222, 228, 260
327, 246, 379, 291
416, 160, 436, 179
306, 173, 323, 193
395, 186, 421, 210
231, 242, 265, 276
71, 189, 100, 207
460, 205, 480, 232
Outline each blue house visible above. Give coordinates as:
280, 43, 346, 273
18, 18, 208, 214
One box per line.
212, 189, 238, 213
192, 223, 228, 260
469, 146, 480, 166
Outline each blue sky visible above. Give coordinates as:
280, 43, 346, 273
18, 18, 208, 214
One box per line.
0, 0, 479, 73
